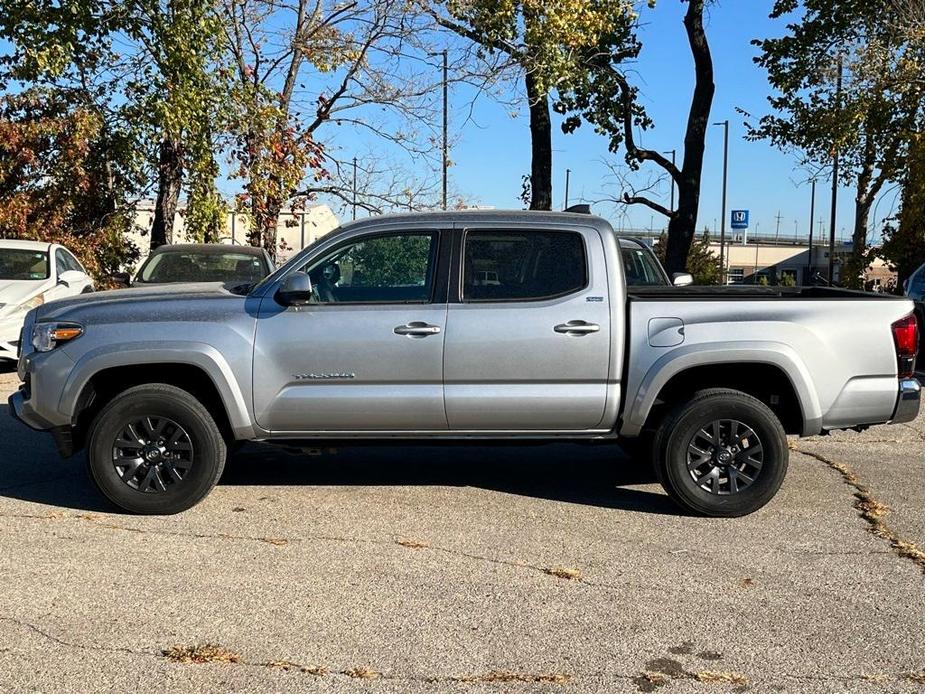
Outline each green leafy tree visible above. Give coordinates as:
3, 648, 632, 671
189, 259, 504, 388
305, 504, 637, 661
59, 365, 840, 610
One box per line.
653, 229, 720, 285
879, 131, 925, 291
0, 0, 227, 252
428, 0, 638, 211
748, 0, 924, 289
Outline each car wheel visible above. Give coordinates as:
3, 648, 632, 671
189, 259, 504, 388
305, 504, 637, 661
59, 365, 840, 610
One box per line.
653, 388, 788, 517
86, 384, 226, 514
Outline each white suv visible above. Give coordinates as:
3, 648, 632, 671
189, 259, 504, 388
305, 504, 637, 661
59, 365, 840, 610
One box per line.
0, 239, 94, 361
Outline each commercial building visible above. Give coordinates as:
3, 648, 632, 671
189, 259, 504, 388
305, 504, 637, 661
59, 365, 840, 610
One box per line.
621, 228, 896, 290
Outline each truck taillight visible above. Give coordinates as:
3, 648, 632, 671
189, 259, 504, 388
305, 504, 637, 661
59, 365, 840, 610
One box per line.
891, 314, 918, 378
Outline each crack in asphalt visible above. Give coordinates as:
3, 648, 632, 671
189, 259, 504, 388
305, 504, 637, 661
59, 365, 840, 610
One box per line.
3, 615, 922, 688
897, 423, 925, 441
791, 445, 925, 573
0, 616, 160, 660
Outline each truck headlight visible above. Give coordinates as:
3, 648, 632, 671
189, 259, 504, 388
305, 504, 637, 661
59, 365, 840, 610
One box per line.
32, 322, 83, 352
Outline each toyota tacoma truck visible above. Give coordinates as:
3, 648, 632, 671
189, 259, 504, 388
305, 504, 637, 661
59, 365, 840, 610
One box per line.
8, 210, 921, 516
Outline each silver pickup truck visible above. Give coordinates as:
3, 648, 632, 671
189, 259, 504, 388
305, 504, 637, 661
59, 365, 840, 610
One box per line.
8, 210, 921, 517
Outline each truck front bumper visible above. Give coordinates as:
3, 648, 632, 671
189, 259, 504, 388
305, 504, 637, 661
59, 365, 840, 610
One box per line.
892, 378, 921, 424
8, 386, 55, 431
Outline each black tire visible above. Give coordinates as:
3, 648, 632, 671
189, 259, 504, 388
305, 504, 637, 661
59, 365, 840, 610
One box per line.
653, 388, 788, 517
86, 384, 226, 514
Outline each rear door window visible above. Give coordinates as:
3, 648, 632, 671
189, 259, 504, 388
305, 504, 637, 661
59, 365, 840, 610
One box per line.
462, 230, 587, 302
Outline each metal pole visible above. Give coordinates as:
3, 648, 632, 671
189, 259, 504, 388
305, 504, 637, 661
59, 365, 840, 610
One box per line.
300, 212, 305, 249
807, 179, 816, 281
664, 150, 676, 211
828, 55, 843, 283
442, 49, 448, 211
713, 121, 729, 284
352, 157, 357, 221
564, 168, 571, 209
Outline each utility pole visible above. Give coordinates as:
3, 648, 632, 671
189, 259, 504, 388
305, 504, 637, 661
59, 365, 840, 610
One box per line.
713, 120, 729, 284
774, 210, 783, 242
564, 168, 571, 209
441, 49, 448, 211
663, 149, 676, 211
808, 178, 816, 280
828, 54, 843, 283
352, 157, 358, 221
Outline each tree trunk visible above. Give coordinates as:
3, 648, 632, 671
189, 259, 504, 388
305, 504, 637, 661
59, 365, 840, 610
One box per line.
844, 195, 874, 289
525, 70, 552, 211
151, 137, 183, 250
663, 0, 715, 276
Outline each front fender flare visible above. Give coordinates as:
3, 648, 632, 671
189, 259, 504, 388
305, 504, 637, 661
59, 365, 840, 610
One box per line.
59, 341, 256, 440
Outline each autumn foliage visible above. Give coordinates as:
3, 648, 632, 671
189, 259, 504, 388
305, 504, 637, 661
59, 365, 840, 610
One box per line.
0, 90, 139, 281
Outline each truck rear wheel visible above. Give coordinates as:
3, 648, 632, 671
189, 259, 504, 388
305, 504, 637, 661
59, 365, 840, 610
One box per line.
653, 388, 788, 517
86, 384, 226, 514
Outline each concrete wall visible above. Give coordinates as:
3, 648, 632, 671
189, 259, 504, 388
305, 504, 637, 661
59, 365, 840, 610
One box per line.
128, 203, 341, 267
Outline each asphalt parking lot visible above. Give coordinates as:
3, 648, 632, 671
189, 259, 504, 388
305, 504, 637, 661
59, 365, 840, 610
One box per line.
0, 365, 922, 693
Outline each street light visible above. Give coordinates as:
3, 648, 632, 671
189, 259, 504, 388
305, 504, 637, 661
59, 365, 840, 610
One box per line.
807, 178, 816, 280
713, 121, 729, 284
828, 54, 843, 283
564, 168, 571, 209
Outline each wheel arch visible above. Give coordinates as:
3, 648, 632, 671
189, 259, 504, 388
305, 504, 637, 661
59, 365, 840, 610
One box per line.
622, 342, 823, 437
63, 344, 255, 449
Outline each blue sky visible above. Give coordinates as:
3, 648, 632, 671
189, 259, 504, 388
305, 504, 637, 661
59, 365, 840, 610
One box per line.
428, 1, 903, 241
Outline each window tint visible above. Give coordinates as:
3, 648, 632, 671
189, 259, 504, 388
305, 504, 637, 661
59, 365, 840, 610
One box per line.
463, 231, 587, 301
0, 249, 49, 280
140, 251, 270, 284
618, 240, 667, 286
55, 249, 69, 275
300, 232, 438, 303
908, 265, 925, 300
62, 250, 84, 273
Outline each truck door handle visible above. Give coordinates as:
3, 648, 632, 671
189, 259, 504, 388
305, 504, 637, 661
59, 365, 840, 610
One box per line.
554, 320, 600, 335
394, 322, 441, 337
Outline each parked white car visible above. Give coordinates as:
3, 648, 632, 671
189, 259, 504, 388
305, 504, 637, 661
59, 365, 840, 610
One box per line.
0, 240, 94, 361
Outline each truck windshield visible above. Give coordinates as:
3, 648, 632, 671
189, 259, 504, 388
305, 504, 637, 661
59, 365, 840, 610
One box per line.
0, 249, 50, 280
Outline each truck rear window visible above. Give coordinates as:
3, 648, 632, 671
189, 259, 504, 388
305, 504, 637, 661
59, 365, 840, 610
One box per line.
463, 230, 587, 302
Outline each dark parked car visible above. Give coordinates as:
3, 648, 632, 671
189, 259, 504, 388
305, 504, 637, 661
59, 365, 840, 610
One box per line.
617, 236, 693, 287
903, 262, 925, 366
118, 244, 274, 287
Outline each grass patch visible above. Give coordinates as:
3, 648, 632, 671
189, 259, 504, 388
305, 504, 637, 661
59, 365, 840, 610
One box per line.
438, 671, 570, 684
544, 566, 582, 581
344, 667, 380, 679
396, 538, 429, 549
695, 670, 749, 686
163, 644, 240, 664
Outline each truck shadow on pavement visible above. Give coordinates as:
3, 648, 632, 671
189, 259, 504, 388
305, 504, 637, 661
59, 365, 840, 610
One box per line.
0, 403, 678, 515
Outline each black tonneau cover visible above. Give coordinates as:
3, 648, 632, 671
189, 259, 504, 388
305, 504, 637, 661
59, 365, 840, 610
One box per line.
627, 285, 902, 301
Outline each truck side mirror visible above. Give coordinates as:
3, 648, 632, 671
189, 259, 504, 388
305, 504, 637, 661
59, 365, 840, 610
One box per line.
672, 272, 694, 287
276, 272, 314, 306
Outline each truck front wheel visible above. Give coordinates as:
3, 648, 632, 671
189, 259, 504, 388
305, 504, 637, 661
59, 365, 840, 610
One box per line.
86, 384, 227, 514
653, 389, 788, 517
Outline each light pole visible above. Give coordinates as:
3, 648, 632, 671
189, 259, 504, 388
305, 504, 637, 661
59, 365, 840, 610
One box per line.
828, 54, 843, 283
808, 178, 816, 280
663, 149, 676, 211
713, 121, 729, 284
564, 168, 571, 209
